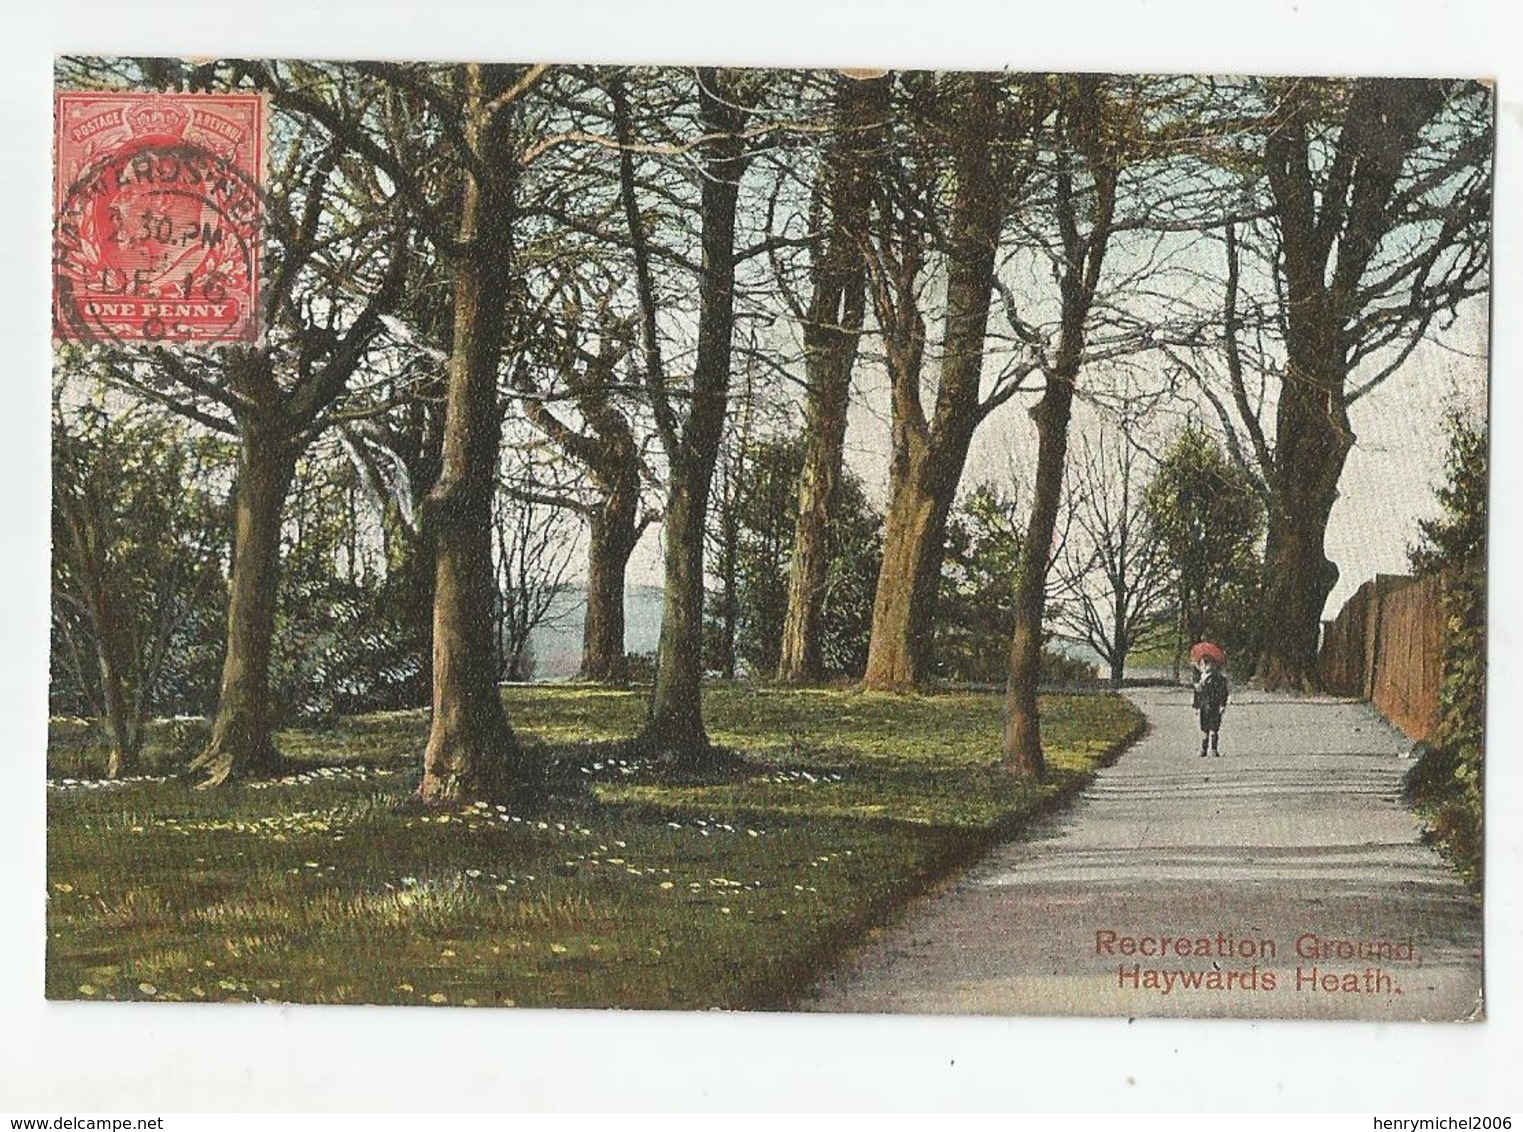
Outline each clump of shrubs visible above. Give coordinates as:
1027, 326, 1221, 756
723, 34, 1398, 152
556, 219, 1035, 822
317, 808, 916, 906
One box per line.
1039, 648, 1099, 687
1403, 743, 1482, 892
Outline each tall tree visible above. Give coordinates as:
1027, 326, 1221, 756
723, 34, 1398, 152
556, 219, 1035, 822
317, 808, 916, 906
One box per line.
861, 73, 1040, 692
1003, 76, 1123, 775
513, 280, 654, 685
776, 72, 889, 684
412, 63, 551, 801
612, 68, 762, 763
1249, 78, 1489, 689
1170, 79, 1491, 690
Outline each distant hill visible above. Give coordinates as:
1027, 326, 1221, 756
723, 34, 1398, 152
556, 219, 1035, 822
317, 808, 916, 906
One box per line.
525, 588, 1141, 684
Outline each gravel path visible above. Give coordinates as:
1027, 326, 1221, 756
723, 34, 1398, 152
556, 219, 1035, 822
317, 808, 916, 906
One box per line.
805, 685, 1484, 1020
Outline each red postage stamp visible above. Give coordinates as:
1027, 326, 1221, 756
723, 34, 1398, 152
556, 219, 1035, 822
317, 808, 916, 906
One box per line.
53, 90, 266, 345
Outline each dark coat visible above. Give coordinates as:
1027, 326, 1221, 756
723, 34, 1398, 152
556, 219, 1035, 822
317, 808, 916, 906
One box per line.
1194, 669, 1228, 730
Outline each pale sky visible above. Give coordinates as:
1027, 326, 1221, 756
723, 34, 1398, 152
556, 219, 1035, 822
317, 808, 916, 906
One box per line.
627, 295, 1489, 625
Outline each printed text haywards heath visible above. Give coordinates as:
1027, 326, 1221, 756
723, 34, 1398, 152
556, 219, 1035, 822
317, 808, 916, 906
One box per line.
1094, 929, 1417, 996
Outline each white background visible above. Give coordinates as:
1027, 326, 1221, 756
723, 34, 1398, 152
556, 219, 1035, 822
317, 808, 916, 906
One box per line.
1, 0, 1519, 1112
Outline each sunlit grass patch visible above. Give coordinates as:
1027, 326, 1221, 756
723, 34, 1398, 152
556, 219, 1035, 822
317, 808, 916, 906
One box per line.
47, 687, 1143, 1009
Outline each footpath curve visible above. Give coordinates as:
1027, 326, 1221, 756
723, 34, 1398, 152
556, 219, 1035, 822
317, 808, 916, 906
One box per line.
806, 685, 1484, 1020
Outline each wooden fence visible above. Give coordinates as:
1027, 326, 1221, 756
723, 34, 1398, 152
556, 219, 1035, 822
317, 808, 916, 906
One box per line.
1318, 572, 1447, 742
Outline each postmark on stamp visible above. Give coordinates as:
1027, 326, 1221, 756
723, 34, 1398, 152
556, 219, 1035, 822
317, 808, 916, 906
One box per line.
53, 90, 266, 346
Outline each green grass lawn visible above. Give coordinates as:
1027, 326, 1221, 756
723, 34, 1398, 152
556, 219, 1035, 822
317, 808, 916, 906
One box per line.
46, 686, 1143, 1011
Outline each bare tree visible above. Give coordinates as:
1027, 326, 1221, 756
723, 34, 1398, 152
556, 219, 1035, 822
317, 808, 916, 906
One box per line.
270, 59, 574, 802
1003, 76, 1124, 775
1052, 422, 1172, 686
512, 275, 657, 685
492, 492, 578, 683
1253, 78, 1490, 689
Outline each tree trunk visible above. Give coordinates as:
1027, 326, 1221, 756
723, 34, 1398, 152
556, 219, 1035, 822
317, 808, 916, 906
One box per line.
92, 600, 136, 778
572, 397, 643, 686
861, 76, 1000, 693
861, 442, 960, 691
714, 524, 739, 682
1251, 180, 1353, 691
644, 480, 710, 759
1109, 578, 1128, 687
776, 350, 852, 682
580, 498, 637, 684
777, 75, 886, 685
419, 64, 525, 804
1253, 359, 1351, 690
639, 70, 747, 764
192, 427, 295, 786
55, 452, 143, 778
1001, 78, 1119, 776
1250, 78, 1445, 691
1253, 159, 1352, 691
100, 652, 134, 779
1004, 381, 1074, 776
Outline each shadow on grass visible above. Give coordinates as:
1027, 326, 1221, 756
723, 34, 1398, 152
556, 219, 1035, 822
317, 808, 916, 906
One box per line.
756, 712, 1149, 1010
47, 691, 1148, 1011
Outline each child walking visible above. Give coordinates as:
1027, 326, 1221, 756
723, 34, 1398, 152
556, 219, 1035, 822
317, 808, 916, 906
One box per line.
1192, 658, 1229, 757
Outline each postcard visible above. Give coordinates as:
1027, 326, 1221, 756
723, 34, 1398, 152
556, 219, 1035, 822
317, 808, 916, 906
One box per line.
45, 57, 1490, 1030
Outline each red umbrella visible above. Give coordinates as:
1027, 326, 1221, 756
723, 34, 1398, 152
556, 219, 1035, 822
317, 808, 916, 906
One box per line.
1190, 640, 1227, 666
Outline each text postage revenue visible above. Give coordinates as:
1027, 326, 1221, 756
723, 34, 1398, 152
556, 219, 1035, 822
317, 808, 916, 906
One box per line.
53, 91, 265, 345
